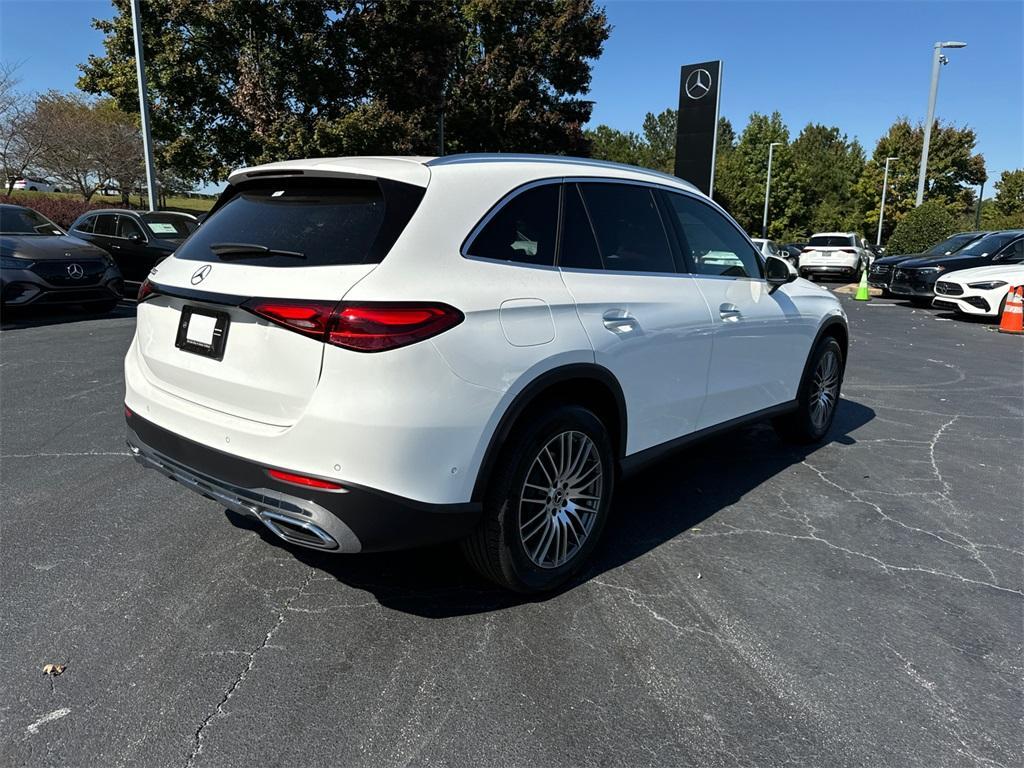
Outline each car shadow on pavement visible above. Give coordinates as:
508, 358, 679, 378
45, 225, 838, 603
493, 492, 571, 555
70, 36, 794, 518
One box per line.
0, 301, 135, 330
224, 399, 876, 618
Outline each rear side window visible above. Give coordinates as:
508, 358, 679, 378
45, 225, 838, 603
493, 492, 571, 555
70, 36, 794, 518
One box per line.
558, 184, 603, 270
663, 192, 762, 278
579, 183, 676, 274
466, 183, 558, 266
175, 178, 425, 267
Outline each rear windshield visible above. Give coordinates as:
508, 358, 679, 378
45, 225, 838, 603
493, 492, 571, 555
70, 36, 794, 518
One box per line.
808, 235, 855, 247
926, 232, 981, 255
174, 178, 425, 267
141, 213, 197, 239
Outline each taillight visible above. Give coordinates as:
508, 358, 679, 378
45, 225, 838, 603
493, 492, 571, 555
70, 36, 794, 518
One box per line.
137, 278, 156, 303
267, 468, 345, 490
242, 299, 336, 340
801, 247, 814, 253
328, 304, 463, 351
839, 248, 858, 254
241, 299, 463, 352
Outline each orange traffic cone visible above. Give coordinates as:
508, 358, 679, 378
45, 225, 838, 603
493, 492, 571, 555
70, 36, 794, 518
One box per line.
998, 285, 1024, 335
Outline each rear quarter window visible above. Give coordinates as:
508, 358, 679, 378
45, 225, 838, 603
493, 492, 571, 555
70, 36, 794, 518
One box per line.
175, 178, 425, 267
465, 183, 559, 267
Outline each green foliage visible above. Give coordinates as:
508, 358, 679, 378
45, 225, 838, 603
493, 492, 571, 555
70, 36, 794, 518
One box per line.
585, 107, 677, 172
886, 201, 957, 256
77, 0, 609, 184
993, 169, 1024, 219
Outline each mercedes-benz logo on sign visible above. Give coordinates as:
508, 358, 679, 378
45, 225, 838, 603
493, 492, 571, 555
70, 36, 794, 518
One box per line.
191, 264, 212, 285
685, 68, 712, 100
66, 263, 85, 280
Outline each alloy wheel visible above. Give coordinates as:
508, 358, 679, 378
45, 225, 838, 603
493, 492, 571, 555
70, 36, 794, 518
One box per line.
810, 348, 840, 431
518, 430, 604, 569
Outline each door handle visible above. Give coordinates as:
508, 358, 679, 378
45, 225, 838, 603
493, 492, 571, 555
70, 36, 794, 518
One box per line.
602, 309, 637, 334
111, 244, 121, 249
719, 303, 742, 321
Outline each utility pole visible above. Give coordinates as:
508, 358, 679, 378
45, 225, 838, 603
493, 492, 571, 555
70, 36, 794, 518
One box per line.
916, 41, 967, 207
761, 142, 781, 239
877, 156, 897, 247
975, 179, 984, 229
130, 0, 159, 212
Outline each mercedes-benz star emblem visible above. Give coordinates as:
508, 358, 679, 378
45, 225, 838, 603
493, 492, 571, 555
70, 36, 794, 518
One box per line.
685, 68, 712, 100
191, 264, 212, 285
66, 263, 85, 280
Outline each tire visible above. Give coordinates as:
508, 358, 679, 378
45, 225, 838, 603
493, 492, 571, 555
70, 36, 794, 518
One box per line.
461, 404, 615, 593
881, 288, 894, 298
995, 293, 1008, 322
773, 336, 844, 444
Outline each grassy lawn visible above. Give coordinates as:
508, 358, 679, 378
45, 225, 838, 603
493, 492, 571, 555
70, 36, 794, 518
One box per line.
6, 189, 216, 214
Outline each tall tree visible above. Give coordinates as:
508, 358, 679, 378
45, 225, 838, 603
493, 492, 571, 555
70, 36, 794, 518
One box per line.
855, 118, 985, 243
0, 64, 46, 194
78, 0, 609, 183
993, 169, 1024, 218
713, 111, 790, 236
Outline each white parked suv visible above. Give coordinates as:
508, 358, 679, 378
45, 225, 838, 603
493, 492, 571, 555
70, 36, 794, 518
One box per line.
124, 155, 848, 592
11, 176, 61, 193
799, 232, 871, 281
933, 263, 1024, 317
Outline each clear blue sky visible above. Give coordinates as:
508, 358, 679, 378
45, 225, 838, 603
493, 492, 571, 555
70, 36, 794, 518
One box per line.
2, 0, 1022, 188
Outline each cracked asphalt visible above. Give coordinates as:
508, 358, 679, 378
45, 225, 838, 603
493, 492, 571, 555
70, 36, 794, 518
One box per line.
1, 293, 1022, 767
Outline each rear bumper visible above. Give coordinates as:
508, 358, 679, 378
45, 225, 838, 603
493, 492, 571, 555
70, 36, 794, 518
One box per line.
800, 264, 858, 278
126, 411, 481, 554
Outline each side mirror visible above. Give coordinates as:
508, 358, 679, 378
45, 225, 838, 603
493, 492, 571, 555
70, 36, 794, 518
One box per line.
765, 255, 798, 289
129, 233, 142, 243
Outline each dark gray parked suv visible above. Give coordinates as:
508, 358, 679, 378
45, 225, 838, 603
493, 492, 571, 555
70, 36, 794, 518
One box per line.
1, 204, 123, 313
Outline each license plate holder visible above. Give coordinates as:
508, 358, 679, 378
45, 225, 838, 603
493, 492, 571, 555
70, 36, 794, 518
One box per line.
175, 306, 230, 360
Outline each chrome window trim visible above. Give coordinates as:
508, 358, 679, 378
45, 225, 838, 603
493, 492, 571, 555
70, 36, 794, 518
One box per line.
460, 174, 768, 282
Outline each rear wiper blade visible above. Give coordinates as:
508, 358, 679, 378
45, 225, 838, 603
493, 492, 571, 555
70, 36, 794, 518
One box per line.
209, 242, 305, 259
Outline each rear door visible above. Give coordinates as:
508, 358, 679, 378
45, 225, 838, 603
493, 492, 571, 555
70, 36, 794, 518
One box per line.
660, 190, 811, 429
134, 177, 424, 426
556, 181, 712, 454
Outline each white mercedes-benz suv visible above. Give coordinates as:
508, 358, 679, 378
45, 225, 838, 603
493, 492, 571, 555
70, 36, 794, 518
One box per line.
125, 154, 848, 592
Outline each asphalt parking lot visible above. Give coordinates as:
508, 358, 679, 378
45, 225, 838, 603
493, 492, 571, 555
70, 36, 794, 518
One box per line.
1, 291, 1022, 768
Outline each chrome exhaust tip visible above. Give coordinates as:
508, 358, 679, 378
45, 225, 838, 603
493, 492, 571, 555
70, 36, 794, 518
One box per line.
259, 510, 339, 551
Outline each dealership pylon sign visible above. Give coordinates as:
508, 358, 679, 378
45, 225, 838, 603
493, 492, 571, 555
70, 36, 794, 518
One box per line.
674, 60, 722, 196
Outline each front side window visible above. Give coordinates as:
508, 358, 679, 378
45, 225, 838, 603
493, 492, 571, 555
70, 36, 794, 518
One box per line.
466, 183, 558, 267
116, 216, 145, 240
663, 192, 762, 278
93, 215, 117, 236
578, 183, 676, 274
74, 216, 95, 234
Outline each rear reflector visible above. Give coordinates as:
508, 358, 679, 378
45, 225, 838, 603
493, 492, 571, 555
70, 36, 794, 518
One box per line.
267, 468, 345, 490
241, 299, 463, 352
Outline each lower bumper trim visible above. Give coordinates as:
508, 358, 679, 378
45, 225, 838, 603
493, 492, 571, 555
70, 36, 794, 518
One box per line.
126, 411, 482, 554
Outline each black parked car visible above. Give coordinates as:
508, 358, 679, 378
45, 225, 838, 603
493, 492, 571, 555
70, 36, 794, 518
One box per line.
869, 231, 989, 297
781, 242, 806, 266
69, 209, 198, 284
1, 204, 123, 312
890, 230, 1024, 305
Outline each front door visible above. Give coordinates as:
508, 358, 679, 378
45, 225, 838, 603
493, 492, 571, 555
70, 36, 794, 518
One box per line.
660, 190, 813, 429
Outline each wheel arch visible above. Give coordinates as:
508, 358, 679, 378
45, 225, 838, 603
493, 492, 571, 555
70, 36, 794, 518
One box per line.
801, 316, 849, 387
470, 363, 627, 502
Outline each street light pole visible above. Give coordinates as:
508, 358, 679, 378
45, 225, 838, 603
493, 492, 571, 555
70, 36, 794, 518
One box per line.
130, 0, 159, 212
915, 41, 967, 207
762, 141, 781, 239
877, 156, 897, 246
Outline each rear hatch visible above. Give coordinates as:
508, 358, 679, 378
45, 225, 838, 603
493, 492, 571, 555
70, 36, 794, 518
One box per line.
802, 236, 858, 263
135, 174, 425, 426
